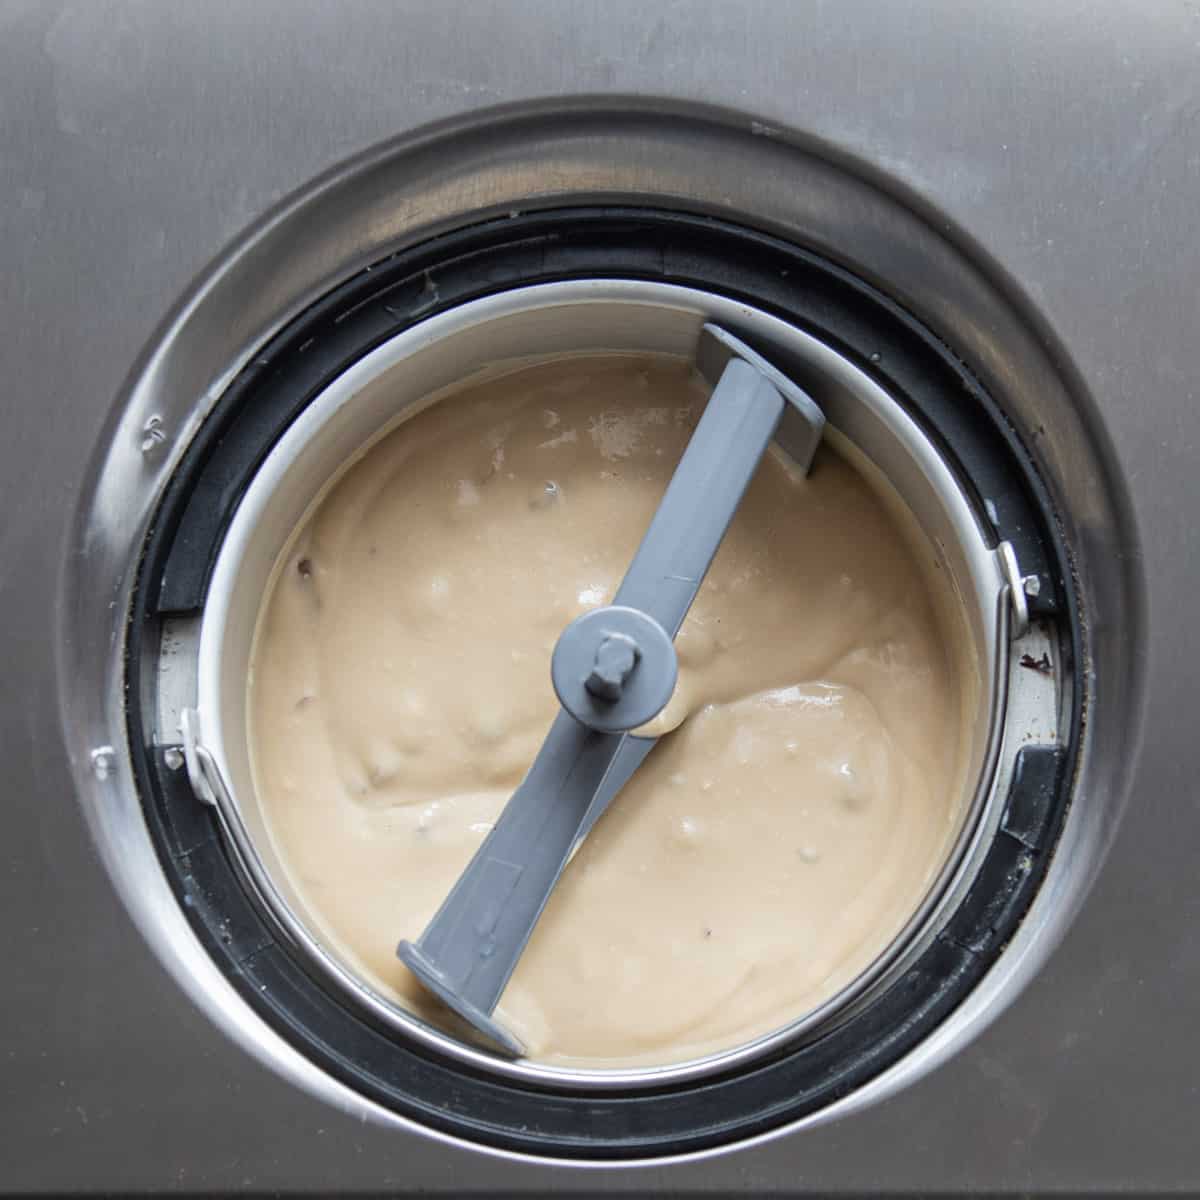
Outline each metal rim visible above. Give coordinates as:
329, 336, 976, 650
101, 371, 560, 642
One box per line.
55, 102, 1119, 1162
189, 278, 1016, 1090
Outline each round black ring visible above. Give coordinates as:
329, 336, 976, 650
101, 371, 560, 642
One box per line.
127, 207, 1080, 1159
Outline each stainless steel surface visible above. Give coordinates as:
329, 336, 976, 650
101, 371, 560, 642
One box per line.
62, 105, 1106, 1168
2, 0, 1188, 1192
185, 281, 1020, 1096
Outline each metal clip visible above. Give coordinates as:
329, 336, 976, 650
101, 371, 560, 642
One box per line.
996, 541, 1030, 639
180, 707, 231, 808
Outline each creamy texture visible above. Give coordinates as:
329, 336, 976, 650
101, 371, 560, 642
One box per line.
249, 354, 970, 1068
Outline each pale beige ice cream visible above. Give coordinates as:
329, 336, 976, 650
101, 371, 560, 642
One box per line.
248, 353, 973, 1069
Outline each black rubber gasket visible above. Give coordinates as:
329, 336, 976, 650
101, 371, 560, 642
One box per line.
127, 208, 1080, 1160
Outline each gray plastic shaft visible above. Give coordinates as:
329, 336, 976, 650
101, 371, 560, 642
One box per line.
397, 325, 824, 1055
612, 356, 785, 636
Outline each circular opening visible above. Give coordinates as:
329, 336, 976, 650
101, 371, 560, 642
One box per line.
192, 280, 1008, 1086
123, 201, 1080, 1158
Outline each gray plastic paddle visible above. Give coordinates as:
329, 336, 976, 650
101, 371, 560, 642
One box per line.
397, 324, 825, 1055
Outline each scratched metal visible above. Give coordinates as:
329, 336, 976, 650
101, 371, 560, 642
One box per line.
1, 1, 1195, 1193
